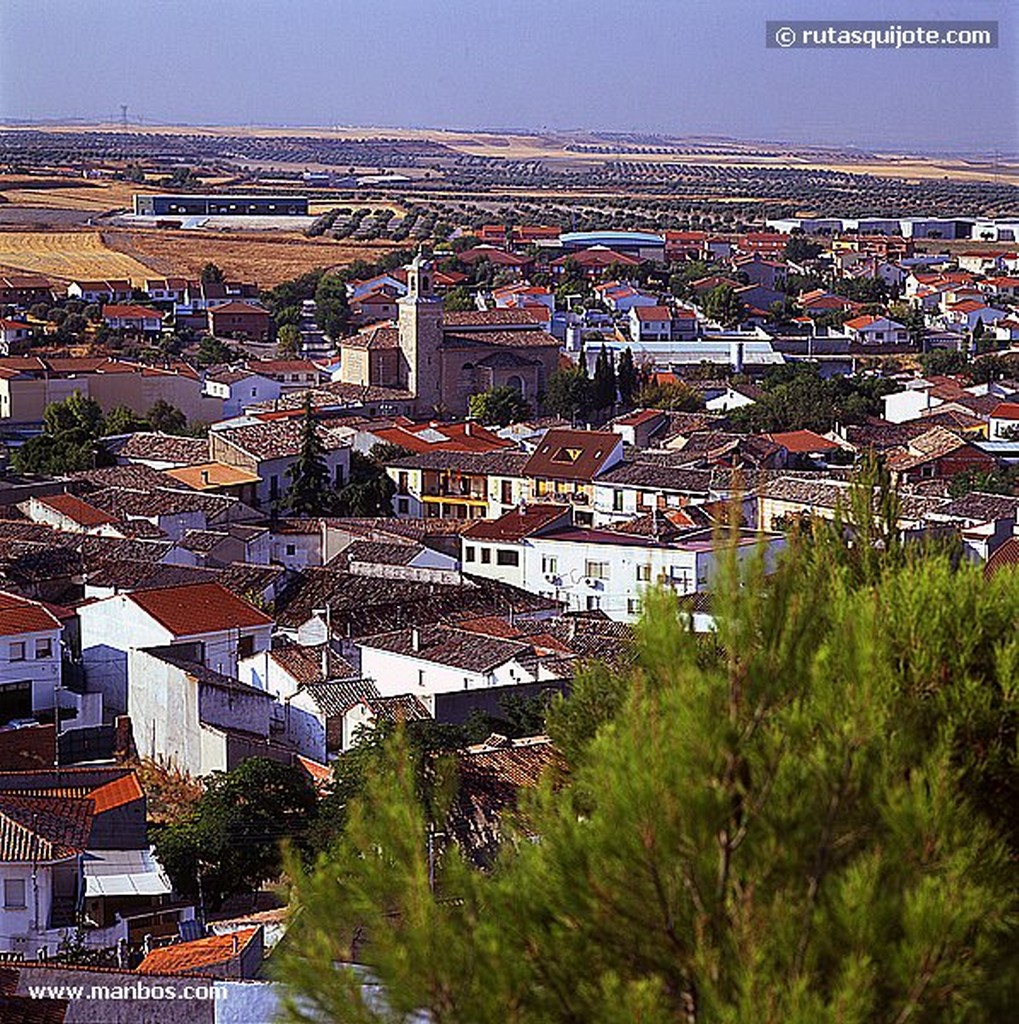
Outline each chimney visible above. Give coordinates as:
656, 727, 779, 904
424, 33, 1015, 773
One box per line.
232, 934, 240, 955
411, 627, 420, 652
464, 421, 472, 436
200, 470, 210, 485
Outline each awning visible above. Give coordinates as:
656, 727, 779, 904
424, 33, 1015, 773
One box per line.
83, 847, 173, 898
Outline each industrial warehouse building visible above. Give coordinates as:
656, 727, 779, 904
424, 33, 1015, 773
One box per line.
558, 231, 666, 262
133, 194, 309, 216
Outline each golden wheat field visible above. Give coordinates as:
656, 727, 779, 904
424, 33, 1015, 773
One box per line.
101, 229, 399, 285
0, 176, 160, 212
0, 230, 156, 283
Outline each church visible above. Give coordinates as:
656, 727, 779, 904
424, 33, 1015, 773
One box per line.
338, 253, 561, 417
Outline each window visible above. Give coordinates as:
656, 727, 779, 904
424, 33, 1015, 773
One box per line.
612, 490, 624, 512
541, 555, 558, 574
35, 638, 52, 659
4, 878, 25, 909
584, 560, 609, 580
480, 548, 492, 564
237, 635, 255, 660
285, 544, 296, 556
500, 480, 513, 504
397, 472, 409, 494
270, 475, 280, 500
496, 549, 519, 567
465, 546, 476, 563
397, 498, 409, 514
9, 642, 25, 662
636, 564, 652, 583
586, 595, 602, 611
627, 598, 643, 616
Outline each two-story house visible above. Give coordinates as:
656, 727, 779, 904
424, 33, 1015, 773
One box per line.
78, 581, 274, 716
0, 592, 64, 726
209, 419, 350, 508
202, 369, 281, 418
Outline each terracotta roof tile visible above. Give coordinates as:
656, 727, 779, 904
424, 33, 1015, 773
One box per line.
129, 582, 272, 637
137, 928, 259, 975
0, 591, 62, 637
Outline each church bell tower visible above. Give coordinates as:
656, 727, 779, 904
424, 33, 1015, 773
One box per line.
398, 251, 444, 413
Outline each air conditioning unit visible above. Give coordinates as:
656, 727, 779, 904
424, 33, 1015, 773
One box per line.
543, 573, 561, 586
583, 577, 602, 589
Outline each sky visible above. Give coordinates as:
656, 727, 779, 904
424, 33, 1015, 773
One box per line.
0, 0, 1015, 154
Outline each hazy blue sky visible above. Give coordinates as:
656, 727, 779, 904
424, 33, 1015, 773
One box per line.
0, 0, 1014, 153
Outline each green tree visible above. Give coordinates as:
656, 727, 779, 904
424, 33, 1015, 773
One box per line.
920, 348, 970, 376
542, 364, 593, 422
443, 285, 475, 312
44, 391, 104, 437
703, 284, 746, 327
278, 535, 1019, 1023
616, 346, 639, 407
13, 391, 109, 475
147, 399, 188, 435
277, 323, 302, 359
153, 758, 317, 909
200, 262, 225, 284
468, 386, 532, 427
315, 273, 351, 339
197, 335, 236, 368
592, 344, 617, 411
281, 398, 336, 515
102, 405, 146, 436
783, 234, 823, 262
634, 379, 703, 412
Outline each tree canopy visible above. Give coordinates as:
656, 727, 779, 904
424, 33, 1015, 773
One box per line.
153, 758, 317, 909
315, 274, 352, 340
278, 516, 1019, 1023
281, 398, 337, 515
542, 364, 594, 422
468, 386, 532, 427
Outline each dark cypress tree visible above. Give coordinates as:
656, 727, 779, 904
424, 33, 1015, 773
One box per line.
617, 346, 637, 407
592, 344, 617, 411
281, 397, 334, 515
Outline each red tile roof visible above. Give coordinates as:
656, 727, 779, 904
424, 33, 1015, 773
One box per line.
89, 772, 143, 814
523, 428, 623, 482
375, 421, 511, 454
137, 928, 259, 975
102, 305, 162, 320
35, 493, 118, 528
0, 794, 93, 861
0, 592, 62, 637
990, 402, 1019, 420
208, 301, 270, 316
633, 305, 672, 321
128, 582, 273, 637
764, 429, 842, 453
463, 503, 570, 541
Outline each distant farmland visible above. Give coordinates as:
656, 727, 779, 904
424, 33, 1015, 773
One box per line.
101, 229, 400, 286
0, 227, 400, 287
0, 230, 155, 283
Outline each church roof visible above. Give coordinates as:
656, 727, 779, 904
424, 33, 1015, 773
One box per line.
441, 329, 559, 349
342, 325, 400, 350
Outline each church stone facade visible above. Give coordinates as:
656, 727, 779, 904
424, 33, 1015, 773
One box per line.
339, 253, 560, 417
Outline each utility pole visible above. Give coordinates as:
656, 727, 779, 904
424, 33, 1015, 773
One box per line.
120, 104, 128, 131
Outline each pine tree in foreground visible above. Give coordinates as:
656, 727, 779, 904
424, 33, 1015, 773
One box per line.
277, 526, 1018, 1023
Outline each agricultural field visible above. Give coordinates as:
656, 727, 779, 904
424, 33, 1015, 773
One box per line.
101, 228, 399, 285
0, 175, 158, 212
0, 230, 155, 282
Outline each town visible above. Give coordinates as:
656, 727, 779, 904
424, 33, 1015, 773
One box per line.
1, 9, 1017, 1016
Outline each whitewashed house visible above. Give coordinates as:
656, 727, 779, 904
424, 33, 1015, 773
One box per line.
0, 592, 64, 725
78, 581, 274, 716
